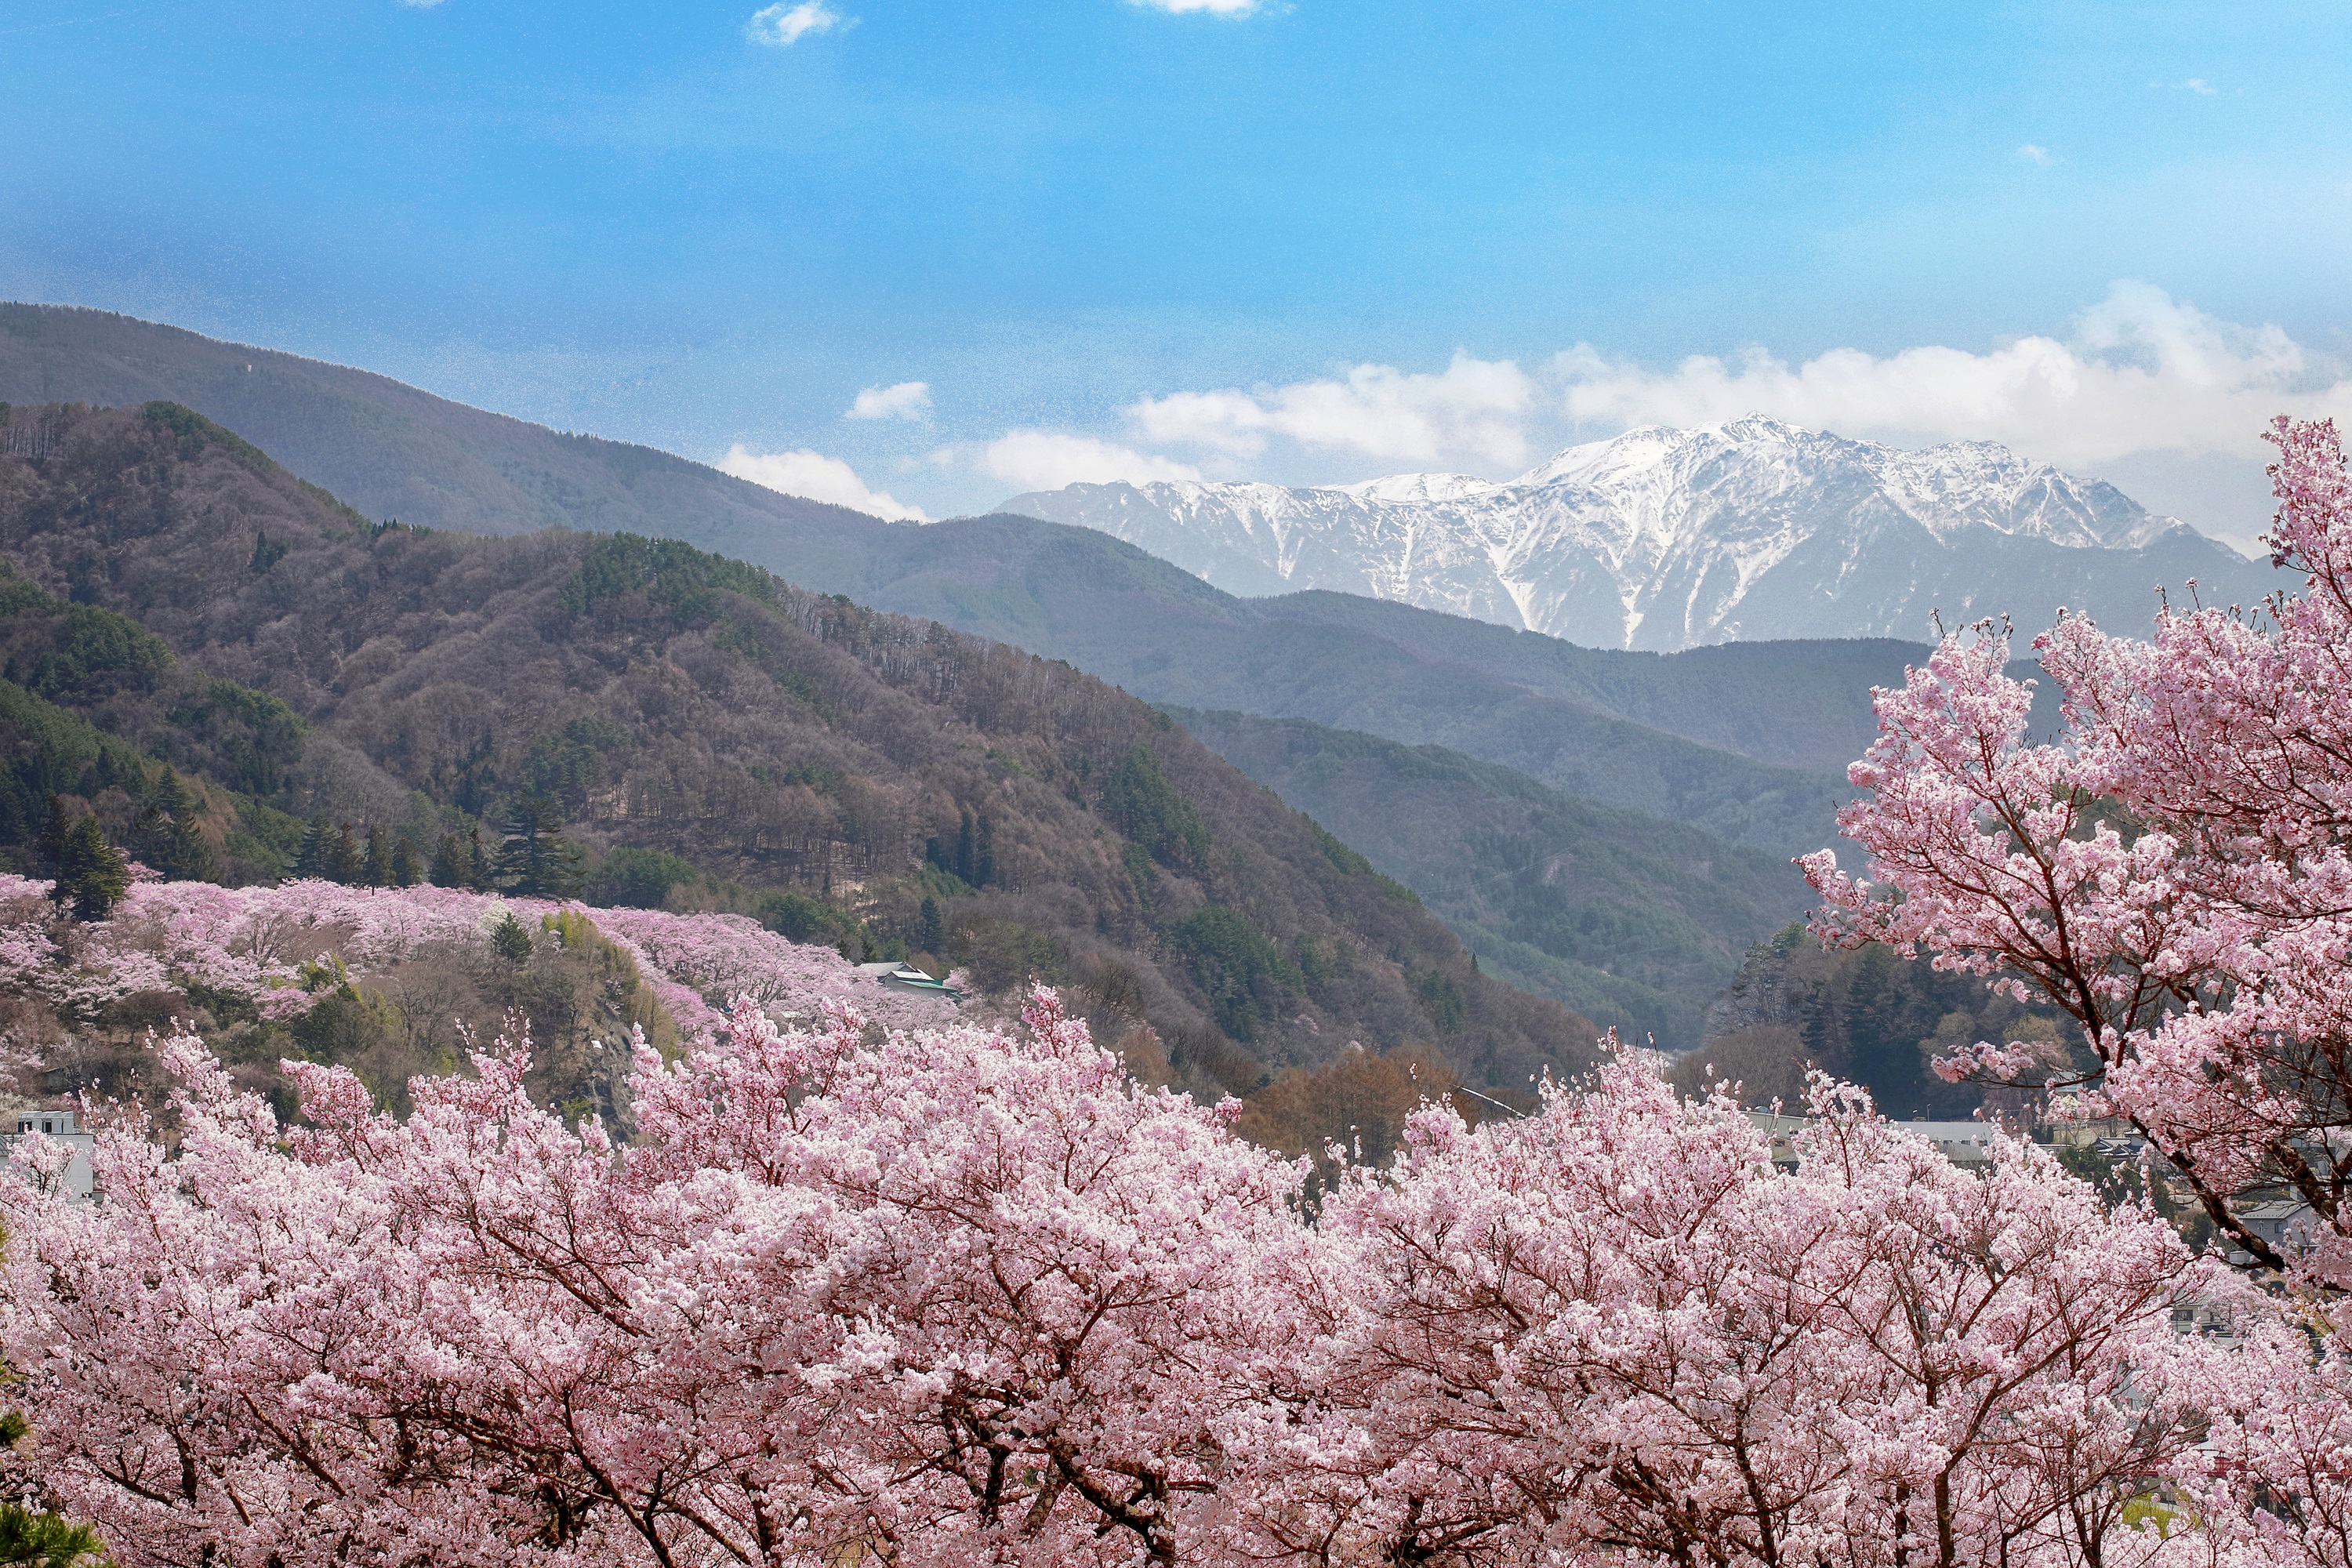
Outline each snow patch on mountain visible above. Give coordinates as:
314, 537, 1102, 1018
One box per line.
998, 417, 2267, 651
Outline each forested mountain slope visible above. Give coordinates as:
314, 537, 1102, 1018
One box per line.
0, 400, 1594, 1097
6, 303, 2085, 862
806, 514, 1858, 858
1163, 706, 1812, 1051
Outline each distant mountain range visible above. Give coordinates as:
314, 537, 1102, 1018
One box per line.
1002, 418, 2281, 651
0, 303, 2072, 1045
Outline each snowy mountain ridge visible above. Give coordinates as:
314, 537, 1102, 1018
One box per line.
999, 416, 2267, 652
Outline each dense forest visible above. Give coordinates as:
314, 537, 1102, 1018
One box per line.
0, 400, 1595, 1127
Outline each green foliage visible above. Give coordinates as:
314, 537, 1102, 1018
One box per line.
757, 888, 863, 949
1163, 904, 1301, 1043
130, 766, 213, 882
587, 845, 704, 909
432, 825, 495, 891
42, 804, 129, 921
950, 914, 1065, 995
916, 894, 944, 956
140, 399, 276, 473
497, 790, 584, 898
1120, 840, 1159, 906
523, 717, 622, 811
0, 1497, 103, 1568
0, 681, 146, 848
1686, 924, 2072, 1117
249, 528, 289, 574
165, 679, 307, 798
1414, 967, 1467, 1033
1308, 818, 1371, 876
10, 604, 172, 704
560, 533, 777, 627
1102, 745, 1208, 871
489, 910, 535, 966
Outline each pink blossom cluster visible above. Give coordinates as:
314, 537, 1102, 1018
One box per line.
580, 905, 967, 1033
0, 877, 957, 1039
1, 993, 2325, 1566
1803, 416, 2352, 1279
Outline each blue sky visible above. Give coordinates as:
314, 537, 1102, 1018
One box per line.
4, 0, 2350, 538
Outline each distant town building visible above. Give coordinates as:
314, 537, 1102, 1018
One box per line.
855, 961, 963, 1000
1748, 1111, 1997, 1171
2, 1108, 96, 1202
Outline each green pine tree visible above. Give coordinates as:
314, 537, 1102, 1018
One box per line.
466, 823, 495, 891
489, 909, 535, 965
35, 797, 71, 880
49, 812, 129, 922
917, 895, 944, 958
132, 767, 215, 883
326, 824, 364, 885
362, 825, 393, 887
292, 815, 333, 880
497, 791, 584, 898
390, 833, 422, 887
430, 829, 471, 887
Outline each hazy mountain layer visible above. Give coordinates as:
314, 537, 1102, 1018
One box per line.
0, 303, 892, 569
1002, 417, 2280, 651
1164, 706, 1813, 1051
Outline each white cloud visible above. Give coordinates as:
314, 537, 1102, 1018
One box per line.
719, 445, 930, 521
1126, 351, 1536, 468
973, 430, 1203, 492
2180, 78, 2217, 95
1552, 281, 2352, 470
1130, 0, 1262, 13
2016, 143, 2051, 165
745, 2, 840, 46
846, 380, 932, 421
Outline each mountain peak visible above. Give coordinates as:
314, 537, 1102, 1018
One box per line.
1000, 420, 2273, 651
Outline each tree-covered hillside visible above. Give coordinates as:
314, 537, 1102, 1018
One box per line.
0, 400, 1595, 1101
1168, 706, 1812, 1051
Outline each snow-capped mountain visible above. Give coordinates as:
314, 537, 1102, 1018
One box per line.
998, 417, 2276, 652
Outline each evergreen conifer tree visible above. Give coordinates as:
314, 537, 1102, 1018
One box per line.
918, 895, 944, 958
35, 797, 71, 880
292, 815, 334, 880
489, 909, 535, 965
131, 768, 215, 884
327, 824, 364, 885
362, 825, 393, 887
465, 823, 495, 891
497, 790, 584, 898
48, 812, 129, 922
430, 829, 470, 887
390, 833, 422, 887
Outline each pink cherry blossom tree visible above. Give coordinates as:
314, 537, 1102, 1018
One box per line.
0, 989, 1307, 1567
1803, 416, 2352, 1278
1251, 1055, 2238, 1568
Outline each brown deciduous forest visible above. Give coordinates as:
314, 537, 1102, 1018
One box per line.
0, 400, 1596, 1121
